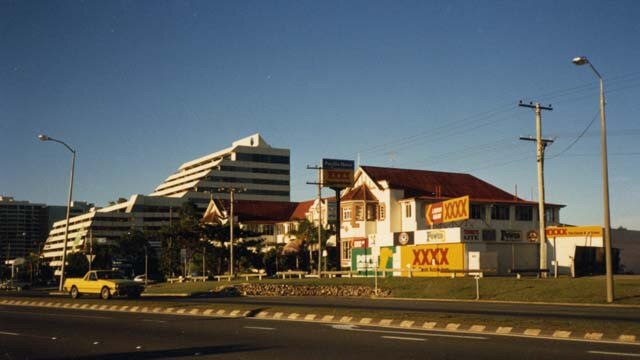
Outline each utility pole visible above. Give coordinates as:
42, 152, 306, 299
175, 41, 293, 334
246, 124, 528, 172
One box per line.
307, 165, 323, 276
218, 187, 246, 277
519, 101, 553, 276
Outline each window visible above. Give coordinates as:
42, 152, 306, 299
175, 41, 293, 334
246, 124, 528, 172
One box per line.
482, 229, 496, 241
470, 204, 485, 220
355, 205, 364, 221
235, 153, 290, 164
366, 204, 377, 221
342, 240, 352, 261
378, 204, 386, 221
515, 206, 533, 221
405, 203, 412, 218
342, 207, 351, 221
491, 205, 510, 220
545, 208, 556, 224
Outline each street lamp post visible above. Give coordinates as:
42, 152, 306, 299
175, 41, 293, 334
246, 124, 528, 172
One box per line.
38, 134, 76, 292
572, 56, 614, 303
218, 187, 246, 277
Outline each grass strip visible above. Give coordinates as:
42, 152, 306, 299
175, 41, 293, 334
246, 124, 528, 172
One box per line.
144, 275, 640, 305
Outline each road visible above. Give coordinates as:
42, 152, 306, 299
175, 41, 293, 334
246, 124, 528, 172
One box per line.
175, 295, 640, 323
1, 304, 639, 359
5, 290, 640, 322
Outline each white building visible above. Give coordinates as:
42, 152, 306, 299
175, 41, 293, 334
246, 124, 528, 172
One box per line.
151, 133, 290, 205
42, 134, 290, 271
201, 197, 336, 246
340, 166, 563, 275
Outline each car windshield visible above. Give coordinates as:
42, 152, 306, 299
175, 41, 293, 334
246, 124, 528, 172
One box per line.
96, 272, 125, 280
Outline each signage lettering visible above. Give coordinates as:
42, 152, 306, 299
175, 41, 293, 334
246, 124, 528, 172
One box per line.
545, 226, 603, 238
463, 229, 479, 241
426, 196, 470, 225
411, 248, 450, 266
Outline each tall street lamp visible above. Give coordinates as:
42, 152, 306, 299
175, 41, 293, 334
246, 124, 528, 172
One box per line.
572, 56, 614, 303
38, 134, 76, 292
218, 187, 246, 277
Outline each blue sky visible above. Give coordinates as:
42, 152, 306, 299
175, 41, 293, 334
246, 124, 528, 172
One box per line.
2, 0, 639, 229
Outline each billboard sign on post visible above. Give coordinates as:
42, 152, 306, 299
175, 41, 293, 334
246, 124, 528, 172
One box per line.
321, 159, 354, 188
426, 195, 470, 225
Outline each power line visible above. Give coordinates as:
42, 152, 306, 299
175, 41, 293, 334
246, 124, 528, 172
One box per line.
548, 109, 599, 160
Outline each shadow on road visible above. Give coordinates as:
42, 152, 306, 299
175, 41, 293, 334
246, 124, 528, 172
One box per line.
46, 344, 270, 360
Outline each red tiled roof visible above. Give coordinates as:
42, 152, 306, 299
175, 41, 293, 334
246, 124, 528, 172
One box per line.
360, 166, 525, 202
203, 197, 337, 224
291, 200, 315, 220
213, 199, 300, 223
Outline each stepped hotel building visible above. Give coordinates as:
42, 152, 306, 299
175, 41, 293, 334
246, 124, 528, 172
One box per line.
41, 134, 290, 271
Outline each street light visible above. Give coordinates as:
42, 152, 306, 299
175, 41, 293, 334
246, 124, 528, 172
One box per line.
38, 134, 76, 292
572, 56, 614, 303
218, 187, 246, 277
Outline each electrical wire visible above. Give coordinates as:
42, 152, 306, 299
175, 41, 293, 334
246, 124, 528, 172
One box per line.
548, 109, 599, 160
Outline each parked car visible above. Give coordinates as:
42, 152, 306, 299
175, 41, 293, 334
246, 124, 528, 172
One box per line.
0, 280, 30, 291
133, 274, 156, 284
63, 270, 143, 300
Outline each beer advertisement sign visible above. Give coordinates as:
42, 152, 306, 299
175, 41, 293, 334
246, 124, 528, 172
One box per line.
400, 243, 464, 277
321, 159, 354, 188
393, 231, 414, 246
545, 226, 603, 238
426, 195, 470, 225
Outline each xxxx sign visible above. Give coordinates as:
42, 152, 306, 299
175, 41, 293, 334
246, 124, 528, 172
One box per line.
426, 195, 470, 225
400, 243, 464, 277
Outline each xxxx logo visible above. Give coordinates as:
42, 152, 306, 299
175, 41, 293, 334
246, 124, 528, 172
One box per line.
412, 248, 449, 266
546, 228, 568, 236
443, 197, 468, 221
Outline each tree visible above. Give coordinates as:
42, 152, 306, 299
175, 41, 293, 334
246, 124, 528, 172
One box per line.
66, 253, 89, 277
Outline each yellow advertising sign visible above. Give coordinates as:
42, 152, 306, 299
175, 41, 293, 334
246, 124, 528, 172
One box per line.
426, 196, 469, 225
400, 243, 465, 277
545, 226, 603, 238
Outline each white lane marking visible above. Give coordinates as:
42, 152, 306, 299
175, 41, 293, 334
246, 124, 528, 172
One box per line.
244, 326, 276, 331
0, 331, 20, 336
588, 351, 640, 358
382, 336, 426, 342
0, 309, 112, 320
141, 319, 167, 324
330, 324, 486, 340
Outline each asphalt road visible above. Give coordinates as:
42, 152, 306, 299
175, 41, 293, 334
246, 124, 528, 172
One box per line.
1, 304, 639, 359
174, 296, 640, 323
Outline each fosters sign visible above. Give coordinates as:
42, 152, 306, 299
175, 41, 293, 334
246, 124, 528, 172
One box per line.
400, 243, 464, 277
426, 196, 470, 225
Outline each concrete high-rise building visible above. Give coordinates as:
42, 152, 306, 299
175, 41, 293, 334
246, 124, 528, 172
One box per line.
41, 134, 291, 272
0, 197, 94, 268
151, 133, 290, 205
0, 197, 48, 265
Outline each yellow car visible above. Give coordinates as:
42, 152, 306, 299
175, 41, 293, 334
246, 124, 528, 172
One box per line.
63, 270, 143, 300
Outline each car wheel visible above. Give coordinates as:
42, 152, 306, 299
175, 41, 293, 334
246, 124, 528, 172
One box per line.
100, 287, 111, 300
70, 286, 80, 299
127, 290, 141, 299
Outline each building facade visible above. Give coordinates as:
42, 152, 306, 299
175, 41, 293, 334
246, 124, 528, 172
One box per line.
151, 133, 290, 206
0, 197, 48, 265
339, 166, 564, 275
